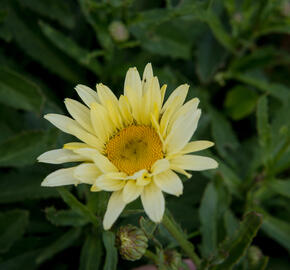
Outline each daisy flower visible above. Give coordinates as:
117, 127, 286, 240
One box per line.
38, 63, 218, 230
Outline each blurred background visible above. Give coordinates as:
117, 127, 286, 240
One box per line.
0, 0, 289, 269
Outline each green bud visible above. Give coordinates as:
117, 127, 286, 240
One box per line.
116, 225, 148, 261
163, 250, 182, 270
248, 245, 263, 266
109, 21, 129, 42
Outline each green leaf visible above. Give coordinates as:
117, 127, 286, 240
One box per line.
261, 213, 290, 251
102, 231, 118, 270
20, 0, 75, 29
223, 210, 239, 238
225, 85, 259, 120
256, 96, 271, 148
36, 227, 82, 264
0, 210, 29, 253
45, 207, 89, 227
214, 212, 263, 270
39, 21, 102, 75
0, 67, 44, 113
0, 168, 58, 203
139, 216, 157, 239
79, 233, 103, 270
266, 179, 290, 199
203, 10, 236, 53
0, 130, 58, 167
196, 32, 227, 83
57, 187, 100, 228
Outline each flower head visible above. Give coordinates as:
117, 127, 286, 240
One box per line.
38, 63, 218, 229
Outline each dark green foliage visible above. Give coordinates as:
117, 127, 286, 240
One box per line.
0, 0, 289, 269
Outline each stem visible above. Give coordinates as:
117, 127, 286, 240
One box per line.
144, 250, 159, 264
162, 212, 201, 267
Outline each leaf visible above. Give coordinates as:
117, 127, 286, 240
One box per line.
261, 213, 290, 251
223, 210, 239, 238
210, 110, 240, 165
39, 21, 102, 75
0, 67, 44, 113
256, 96, 271, 148
36, 227, 82, 264
0, 168, 58, 203
45, 207, 89, 227
79, 233, 103, 270
102, 231, 118, 270
139, 216, 157, 238
5, 5, 82, 82
0, 210, 29, 253
266, 179, 290, 199
20, 0, 75, 29
225, 85, 259, 120
196, 32, 228, 83
57, 187, 100, 228
0, 130, 58, 167
213, 212, 263, 270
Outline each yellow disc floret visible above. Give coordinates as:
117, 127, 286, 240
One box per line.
105, 125, 163, 175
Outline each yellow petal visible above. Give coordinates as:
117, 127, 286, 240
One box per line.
75, 84, 99, 107
74, 163, 101, 184
142, 63, 153, 87
92, 151, 118, 173
151, 159, 170, 175
96, 83, 118, 107
165, 109, 201, 154
37, 149, 86, 164
103, 190, 126, 230
63, 142, 89, 150
170, 155, 218, 171
180, 141, 214, 154
118, 95, 133, 125
122, 180, 143, 203
44, 114, 102, 149
153, 169, 183, 196
141, 181, 164, 223
95, 174, 126, 191
41, 167, 78, 187
64, 98, 94, 133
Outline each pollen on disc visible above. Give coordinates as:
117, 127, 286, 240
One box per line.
105, 125, 163, 175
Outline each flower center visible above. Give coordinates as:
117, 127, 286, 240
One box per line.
105, 125, 163, 175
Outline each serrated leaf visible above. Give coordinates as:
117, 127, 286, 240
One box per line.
0, 210, 29, 253
36, 227, 82, 264
79, 233, 103, 270
0, 168, 58, 203
39, 21, 102, 75
213, 212, 263, 270
45, 207, 89, 227
0, 67, 44, 113
225, 86, 259, 120
57, 187, 100, 228
102, 231, 117, 270
0, 130, 58, 167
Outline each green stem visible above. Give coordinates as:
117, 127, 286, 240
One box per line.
162, 212, 201, 267
144, 250, 159, 264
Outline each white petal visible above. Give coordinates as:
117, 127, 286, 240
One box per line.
37, 149, 86, 164
93, 151, 118, 173
122, 180, 143, 203
73, 148, 98, 161
74, 163, 101, 184
141, 182, 165, 223
165, 109, 201, 154
75, 84, 99, 107
63, 142, 89, 150
44, 114, 102, 149
153, 169, 183, 196
41, 167, 78, 187
170, 155, 218, 171
142, 63, 153, 86
151, 159, 170, 175
64, 98, 94, 133
103, 190, 126, 230
94, 174, 125, 191
180, 140, 214, 154
96, 83, 118, 106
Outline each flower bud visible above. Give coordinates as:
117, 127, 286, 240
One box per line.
116, 225, 148, 261
163, 250, 182, 270
109, 21, 129, 42
248, 245, 263, 266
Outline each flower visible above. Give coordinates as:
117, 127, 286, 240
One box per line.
38, 63, 218, 230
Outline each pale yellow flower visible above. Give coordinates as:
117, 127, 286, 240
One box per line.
38, 64, 218, 230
